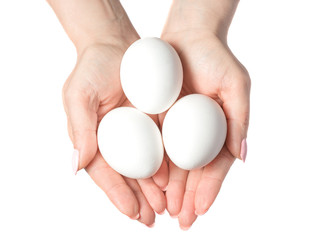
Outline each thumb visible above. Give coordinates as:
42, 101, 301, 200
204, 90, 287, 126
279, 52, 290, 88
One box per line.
221, 71, 251, 162
63, 86, 99, 174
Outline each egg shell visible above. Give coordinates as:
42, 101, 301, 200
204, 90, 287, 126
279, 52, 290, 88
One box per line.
162, 94, 227, 170
120, 37, 183, 114
97, 107, 164, 179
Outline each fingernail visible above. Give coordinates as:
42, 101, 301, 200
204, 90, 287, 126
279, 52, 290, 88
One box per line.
146, 223, 155, 228
170, 214, 178, 218
161, 185, 168, 191
158, 210, 165, 215
130, 213, 140, 220
72, 149, 79, 175
180, 225, 190, 231
240, 139, 247, 163
195, 209, 208, 216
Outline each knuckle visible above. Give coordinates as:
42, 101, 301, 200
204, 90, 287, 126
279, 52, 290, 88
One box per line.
184, 188, 196, 195
235, 69, 251, 91
62, 80, 69, 105
239, 67, 251, 90
63, 83, 99, 109
63, 85, 79, 102
62, 80, 76, 104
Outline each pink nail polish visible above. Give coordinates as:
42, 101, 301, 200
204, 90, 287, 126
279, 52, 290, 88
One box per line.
240, 139, 247, 163
72, 149, 79, 175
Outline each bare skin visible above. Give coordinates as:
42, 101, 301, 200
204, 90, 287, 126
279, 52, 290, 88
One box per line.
48, 0, 250, 230
48, 0, 168, 227
160, 0, 251, 230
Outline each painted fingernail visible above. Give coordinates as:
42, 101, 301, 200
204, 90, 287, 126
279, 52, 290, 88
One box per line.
240, 139, 247, 163
130, 213, 140, 220
72, 149, 79, 175
180, 225, 190, 231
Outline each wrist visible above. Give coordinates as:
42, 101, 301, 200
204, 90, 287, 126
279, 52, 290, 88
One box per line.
75, 1, 139, 54
163, 0, 239, 42
76, 21, 139, 56
48, 0, 139, 55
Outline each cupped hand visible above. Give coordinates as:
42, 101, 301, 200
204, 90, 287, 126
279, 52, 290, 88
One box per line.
63, 39, 168, 227
159, 30, 251, 230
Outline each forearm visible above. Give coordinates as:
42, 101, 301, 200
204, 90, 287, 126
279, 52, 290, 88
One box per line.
164, 0, 239, 41
47, 0, 138, 53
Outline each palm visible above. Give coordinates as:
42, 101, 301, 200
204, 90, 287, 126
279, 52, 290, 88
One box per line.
160, 32, 250, 229
64, 43, 168, 226
84, 45, 127, 119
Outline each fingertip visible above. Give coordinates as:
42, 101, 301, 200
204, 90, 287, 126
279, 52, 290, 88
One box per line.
195, 187, 217, 217
195, 208, 208, 216
137, 178, 166, 214
125, 178, 156, 227
65, 89, 98, 172
138, 209, 155, 227
166, 191, 182, 218
74, 131, 98, 170
240, 138, 247, 162
123, 197, 140, 220
86, 154, 140, 221
178, 211, 196, 231
158, 209, 166, 215
194, 194, 210, 216
222, 75, 250, 161
161, 185, 168, 192
167, 207, 180, 218
129, 213, 140, 220
178, 194, 197, 229
167, 195, 183, 219
114, 196, 140, 221
179, 225, 190, 231
165, 163, 187, 218
146, 222, 155, 228
156, 205, 166, 215
153, 199, 166, 215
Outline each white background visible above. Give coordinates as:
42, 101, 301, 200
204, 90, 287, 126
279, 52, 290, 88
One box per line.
0, 0, 320, 239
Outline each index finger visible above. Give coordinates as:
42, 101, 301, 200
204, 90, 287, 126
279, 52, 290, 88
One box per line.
85, 151, 140, 220
194, 146, 235, 215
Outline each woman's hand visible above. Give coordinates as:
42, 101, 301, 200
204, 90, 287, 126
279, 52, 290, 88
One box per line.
160, 0, 251, 230
48, 0, 168, 227
63, 39, 168, 227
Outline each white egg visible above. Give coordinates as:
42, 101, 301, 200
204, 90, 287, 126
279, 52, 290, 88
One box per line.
162, 94, 227, 170
120, 37, 183, 114
97, 107, 163, 179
